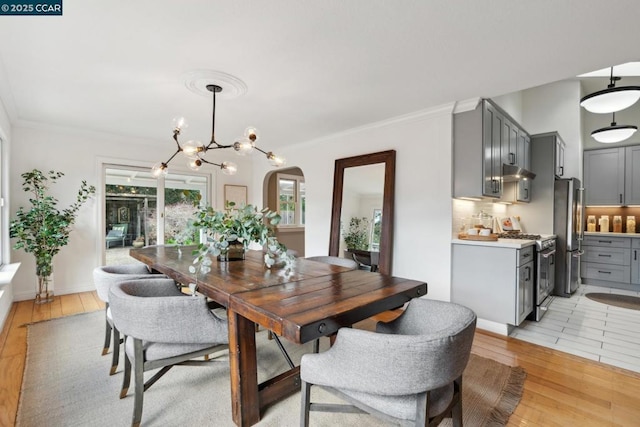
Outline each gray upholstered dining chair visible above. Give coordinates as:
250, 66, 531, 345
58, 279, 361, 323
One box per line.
300, 298, 477, 427
93, 264, 164, 375
109, 278, 229, 427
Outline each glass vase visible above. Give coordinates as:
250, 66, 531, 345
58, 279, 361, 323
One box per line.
217, 240, 246, 262
36, 274, 54, 304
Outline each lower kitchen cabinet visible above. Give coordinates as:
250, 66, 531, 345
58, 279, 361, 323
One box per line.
633, 239, 640, 285
581, 235, 632, 287
452, 243, 534, 326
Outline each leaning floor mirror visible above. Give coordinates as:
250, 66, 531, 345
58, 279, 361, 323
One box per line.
329, 150, 395, 275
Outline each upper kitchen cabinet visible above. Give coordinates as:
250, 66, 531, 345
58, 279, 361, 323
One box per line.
453, 99, 531, 200
583, 147, 626, 206
626, 145, 640, 205
555, 137, 565, 177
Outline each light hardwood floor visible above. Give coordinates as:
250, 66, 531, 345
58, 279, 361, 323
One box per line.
0, 293, 639, 427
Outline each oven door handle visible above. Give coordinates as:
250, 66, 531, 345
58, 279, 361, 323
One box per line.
541, 249, 556, 258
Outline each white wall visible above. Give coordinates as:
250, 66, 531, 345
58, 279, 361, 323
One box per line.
8, 125, 251, 301
521, 80, 583, 180
251, 105, 455, 301
0, 99, 13, 330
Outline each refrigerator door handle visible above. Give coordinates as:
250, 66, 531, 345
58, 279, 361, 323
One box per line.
577, 187, 585, 242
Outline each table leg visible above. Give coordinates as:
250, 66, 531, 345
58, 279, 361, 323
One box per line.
228, 309, 260, 427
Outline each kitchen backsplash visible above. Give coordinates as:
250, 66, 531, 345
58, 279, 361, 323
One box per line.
584, 207, 640, 234
452, 199, 508, 234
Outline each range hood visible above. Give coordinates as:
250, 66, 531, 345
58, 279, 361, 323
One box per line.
502, 164, 536, 182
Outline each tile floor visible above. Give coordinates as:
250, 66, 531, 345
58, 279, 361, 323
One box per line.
510, 284, 640, 374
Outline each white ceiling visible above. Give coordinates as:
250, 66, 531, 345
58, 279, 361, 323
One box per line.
2, 1, 640, 153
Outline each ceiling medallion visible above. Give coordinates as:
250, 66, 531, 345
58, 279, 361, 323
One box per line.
180, 70, 248, 99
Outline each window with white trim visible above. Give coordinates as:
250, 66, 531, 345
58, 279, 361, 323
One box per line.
277, 173, 305, 227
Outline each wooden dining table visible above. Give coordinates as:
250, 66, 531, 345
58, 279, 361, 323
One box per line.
130, 245, 427, 427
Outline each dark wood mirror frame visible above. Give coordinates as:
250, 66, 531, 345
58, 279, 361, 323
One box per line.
329, 150, 396, 275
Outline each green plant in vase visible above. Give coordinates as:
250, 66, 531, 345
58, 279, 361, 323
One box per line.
189, 202, 292, 275
343, 216, 370, 250
10, 170, 95, 303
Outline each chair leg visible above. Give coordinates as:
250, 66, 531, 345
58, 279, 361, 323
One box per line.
132, 339, 145, 427
452, 378, 463, 427
110, 327, 120, 375
102, 314, 112, 356
120, 344, 131, 399
300, 380, 311, 427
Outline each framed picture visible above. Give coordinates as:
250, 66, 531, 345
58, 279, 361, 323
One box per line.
224, 185, 248, 209
117, 206, 130, 223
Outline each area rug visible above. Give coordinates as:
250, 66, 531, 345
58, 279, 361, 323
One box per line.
17, 311, 525, 426
586, 293, 640, 311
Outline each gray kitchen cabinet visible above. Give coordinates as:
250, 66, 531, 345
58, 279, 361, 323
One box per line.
632, 239, 640, 285
583, 148, 625, 206
452, 243, 534, 326
625, 145, 640, 205
555, 137, 565, 177
581, 235, 631, 286
516, 132, 531, 202
454, 99, 531, 200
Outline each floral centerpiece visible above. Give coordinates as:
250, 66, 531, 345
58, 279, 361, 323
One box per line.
189, 202, 292, 277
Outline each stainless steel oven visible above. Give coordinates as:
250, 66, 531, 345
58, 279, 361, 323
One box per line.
533, 237, 556, 321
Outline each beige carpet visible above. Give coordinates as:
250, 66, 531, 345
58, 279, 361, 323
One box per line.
17, 311, 525, 426
586, 293, 640, 311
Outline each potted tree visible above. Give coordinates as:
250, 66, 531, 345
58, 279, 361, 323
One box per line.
10, 170, 95, 303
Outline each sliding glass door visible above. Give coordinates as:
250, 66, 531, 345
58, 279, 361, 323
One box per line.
103, 166, 209, 265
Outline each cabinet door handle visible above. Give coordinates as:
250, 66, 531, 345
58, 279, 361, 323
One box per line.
509, 153, 515, 164
597, 240, 612, 244
524, 188, 529, 199
635, 250, 637, 261
525, 266, 531, 281
598, 270, 612, 274
620, 194, 623, 203
559, 166, 564, 176
598, 254, 612, 257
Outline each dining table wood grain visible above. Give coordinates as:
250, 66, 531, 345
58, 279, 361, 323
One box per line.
130, 245, 427, 426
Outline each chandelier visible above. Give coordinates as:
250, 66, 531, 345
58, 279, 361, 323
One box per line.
580, 66, 640, 114
591, 112, 638, 143
152, 84, 285, 177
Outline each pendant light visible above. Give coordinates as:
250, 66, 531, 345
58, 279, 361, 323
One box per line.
580, 67, 640, 114
152, 84, 285, 178
591, 112, 637, 143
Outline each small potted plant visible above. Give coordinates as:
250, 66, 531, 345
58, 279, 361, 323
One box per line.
190, 202, 292, 274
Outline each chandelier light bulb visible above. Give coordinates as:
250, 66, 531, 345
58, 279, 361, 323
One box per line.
267, 153, 286, 167
221, 161, 238, 175
152, 162, 168, 177
233, 137, 255, 156
187, 158, 202, 171
244, 126, 259, 142
172, 116, 188, 132
182, 140, 204, 158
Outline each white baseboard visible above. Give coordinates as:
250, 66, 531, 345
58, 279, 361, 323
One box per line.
476, 318, 514, 336
13, 284, 97, 302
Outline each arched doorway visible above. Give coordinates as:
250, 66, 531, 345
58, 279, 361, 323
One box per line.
263, 167, 305, 257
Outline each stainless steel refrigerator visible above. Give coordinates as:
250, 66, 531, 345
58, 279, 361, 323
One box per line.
553, 178, 585, 297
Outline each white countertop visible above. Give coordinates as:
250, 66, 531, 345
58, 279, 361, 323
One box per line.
584, 231, 640, 238
451, 238, 536, 249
